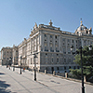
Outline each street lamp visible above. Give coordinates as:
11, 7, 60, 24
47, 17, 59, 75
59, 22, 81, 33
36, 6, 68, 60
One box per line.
70, 44, 92, 93
71, 45, 85, 93
13, 57, 15, 71
31, 52, 38, 81
9, 57, 12, 70
20, 56, 22, 74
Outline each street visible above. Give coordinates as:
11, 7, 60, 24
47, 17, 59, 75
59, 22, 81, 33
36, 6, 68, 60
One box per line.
0, 66, 93, 93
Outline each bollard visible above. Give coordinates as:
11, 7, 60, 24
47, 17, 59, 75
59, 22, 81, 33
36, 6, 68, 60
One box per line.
23, 68, 25, 72
38, 69, 40, 72
53, 71, 55, 75
44, 70, 46, 74
13, 67, 15, 71
20, 68, 22, 74
65, 73, 68, 78
84, 76, 86, 82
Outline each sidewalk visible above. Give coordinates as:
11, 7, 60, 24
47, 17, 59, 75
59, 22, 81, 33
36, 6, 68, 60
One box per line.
0, 66, 93, 93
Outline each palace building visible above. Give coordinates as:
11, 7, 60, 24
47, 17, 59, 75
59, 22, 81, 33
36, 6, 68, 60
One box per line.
18, 20, 93, 73
1, 20, 93, 73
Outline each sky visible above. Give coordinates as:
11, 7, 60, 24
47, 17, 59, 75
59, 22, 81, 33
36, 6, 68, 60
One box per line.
0, 0, 93, 51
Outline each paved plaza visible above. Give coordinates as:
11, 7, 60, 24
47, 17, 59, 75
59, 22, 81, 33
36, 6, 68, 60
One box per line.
0, 66, 93, 93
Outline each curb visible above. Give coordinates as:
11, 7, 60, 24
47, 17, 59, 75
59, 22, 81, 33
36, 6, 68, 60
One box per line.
38, 72, 93, 86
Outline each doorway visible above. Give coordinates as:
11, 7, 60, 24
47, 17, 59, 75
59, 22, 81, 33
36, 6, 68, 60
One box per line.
51, 67, 54, 74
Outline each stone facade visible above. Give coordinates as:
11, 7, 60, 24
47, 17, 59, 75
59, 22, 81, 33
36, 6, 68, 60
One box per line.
0, 20, 93, 73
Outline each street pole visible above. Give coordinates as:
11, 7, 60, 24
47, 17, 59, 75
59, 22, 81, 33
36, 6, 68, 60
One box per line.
71, 45, 85, 93
34, 55, 36, 81
13, 66, 15, 71
20, 56, 22, 74
31, 52, 38, 81
80, 47, 85, 93
13, 58, 15, 71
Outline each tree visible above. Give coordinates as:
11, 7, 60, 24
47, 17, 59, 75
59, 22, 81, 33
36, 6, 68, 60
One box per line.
70, 46, 93, 82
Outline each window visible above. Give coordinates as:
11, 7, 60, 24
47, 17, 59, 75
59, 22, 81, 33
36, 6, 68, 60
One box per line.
57, 58, 59, 62
64, 58, 66, 62
63, 47, 66, 54
45, 46, 46, 50
50, 47, 52, 51
45, 39, 47, 41
57, 67, 59, 70
77, 32, 79, 35
63, 38, 65, 41
86, 31, 88, 34
77, 66, 79, 69
69, 66, 71, 69
67, 39, 70, 42
55, 41, 57, 43
72, 40, 74, 43
44, 34, 46, 37
81, 27, 82, 30
84, 40, 86, 43
50, 40, 52, 42
55, 36, 57, 39
64, 66, 66, 70
50, 35, 52, 38
74, 66, 76, 69
52, 58, 53, 62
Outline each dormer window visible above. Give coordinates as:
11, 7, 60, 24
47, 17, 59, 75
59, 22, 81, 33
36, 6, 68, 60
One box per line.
86, 31, 88, 34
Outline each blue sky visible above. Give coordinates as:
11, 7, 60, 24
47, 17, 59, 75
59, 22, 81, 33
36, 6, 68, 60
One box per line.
0, 0, 93, 51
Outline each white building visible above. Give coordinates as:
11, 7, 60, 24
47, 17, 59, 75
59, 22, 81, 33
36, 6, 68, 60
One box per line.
12, 45, 18, 65
18, 20, 93, 73
1, 47, 12, 65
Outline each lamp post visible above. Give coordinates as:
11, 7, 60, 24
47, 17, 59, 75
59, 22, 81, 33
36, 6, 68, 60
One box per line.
13, 58, 15, 71
71, 45, 92, 93
9, 57, 12, 70
31, 52, 38, 81
20, 56, 22, 74
71, 45, 85, 93
80, 46, 85, 93
34, 54, 37, 81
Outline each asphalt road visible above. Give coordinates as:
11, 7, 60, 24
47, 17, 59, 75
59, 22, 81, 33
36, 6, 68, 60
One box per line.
0, 66, 93, 93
